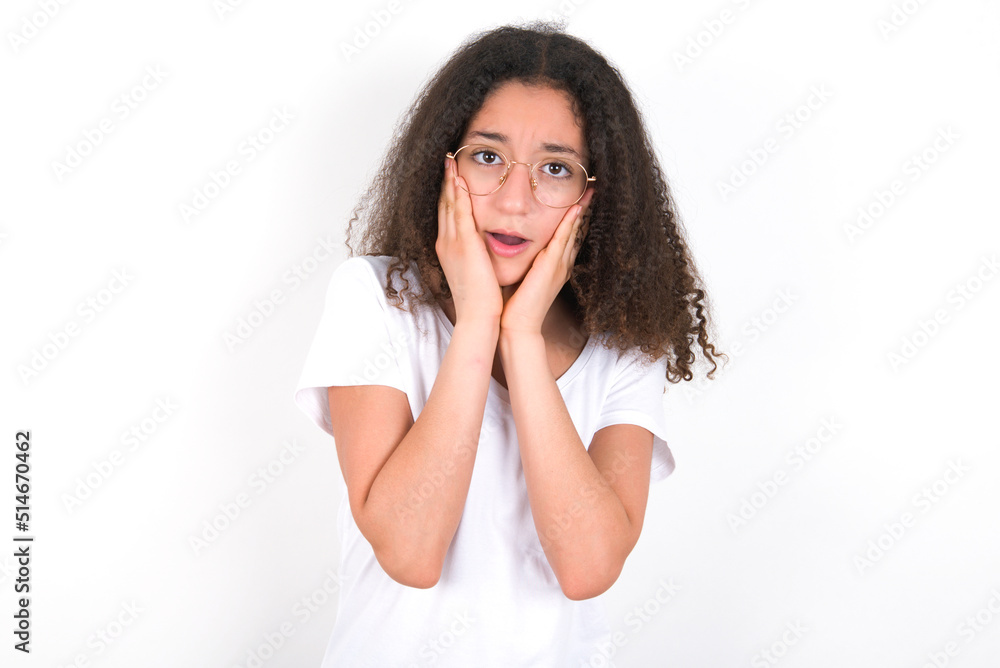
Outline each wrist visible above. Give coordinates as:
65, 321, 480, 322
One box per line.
498, 327, 544, 355
454, 316, 501, 340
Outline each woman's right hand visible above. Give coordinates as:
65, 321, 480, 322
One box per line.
436, 156, 503, 325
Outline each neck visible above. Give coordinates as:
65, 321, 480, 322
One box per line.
500, 281, 520, 305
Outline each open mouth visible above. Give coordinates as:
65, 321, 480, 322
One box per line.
488, 232, 527, 246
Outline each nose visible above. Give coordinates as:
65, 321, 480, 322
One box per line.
495, 162, 535, 212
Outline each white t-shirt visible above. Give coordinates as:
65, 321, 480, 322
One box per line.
293, 255, 675, 668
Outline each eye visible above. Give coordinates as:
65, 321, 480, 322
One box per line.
471, 148, 505, 166
540, 159, 575, 178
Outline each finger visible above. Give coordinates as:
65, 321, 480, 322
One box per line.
570, 189, 595, 255
453, 173, 476, 239
567, 206, 592, 269
549, 203, 579, 252
576, 188, 595, 228
556, 204, 584, 262
439, 156, 457, 240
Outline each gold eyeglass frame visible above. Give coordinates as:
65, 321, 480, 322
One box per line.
445, 144, 596, 209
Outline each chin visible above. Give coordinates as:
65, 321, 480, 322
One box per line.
491, 256, 532, 288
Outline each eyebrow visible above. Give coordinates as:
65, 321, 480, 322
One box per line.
466, 130, 584, 161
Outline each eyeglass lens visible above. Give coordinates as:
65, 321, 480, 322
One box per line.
452, 145, 587, 207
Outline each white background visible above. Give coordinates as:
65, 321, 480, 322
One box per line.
2, 0, 999, 666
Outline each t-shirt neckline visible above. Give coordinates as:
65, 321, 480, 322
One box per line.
430, 300, 596, 405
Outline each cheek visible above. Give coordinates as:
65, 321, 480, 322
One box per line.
468, 200, 487, 234
536, 217, 562, 245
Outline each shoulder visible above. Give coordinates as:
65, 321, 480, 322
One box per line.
336, 255, 421, 293
327, 255, 400, 294
335, 254, 387, 279
317, 257, 395, 319
587, 334, 666, 381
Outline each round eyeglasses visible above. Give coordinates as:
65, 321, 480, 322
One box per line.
445, 144, 596, 209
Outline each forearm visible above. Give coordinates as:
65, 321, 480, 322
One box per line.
363, 317, 499, 584
499, 330, 632, 598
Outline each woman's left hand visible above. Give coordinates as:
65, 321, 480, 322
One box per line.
499, 188, 594, 336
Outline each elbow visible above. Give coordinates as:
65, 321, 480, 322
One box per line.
374, 544, 444, 590
561, 576, 613, 601
559, 554, 625, 601
355, 503, 446, 589
389, 567, 442, 590
561, 521, 641, 600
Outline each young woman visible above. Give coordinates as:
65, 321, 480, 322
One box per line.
294, 21, 724, 667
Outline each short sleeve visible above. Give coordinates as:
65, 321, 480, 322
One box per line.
293, 257, 408, 439
592, 349, 675, 484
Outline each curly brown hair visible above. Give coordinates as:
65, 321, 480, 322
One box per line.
344, 20, 726, 383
